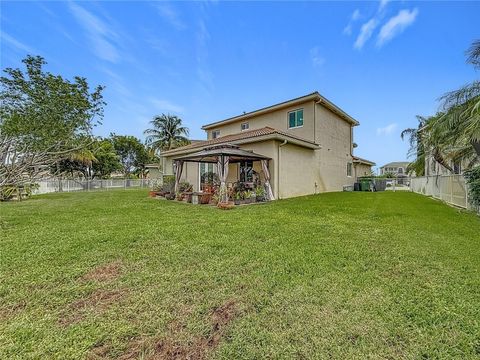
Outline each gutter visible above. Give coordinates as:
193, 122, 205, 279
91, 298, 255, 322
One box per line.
277, 140, 288, 199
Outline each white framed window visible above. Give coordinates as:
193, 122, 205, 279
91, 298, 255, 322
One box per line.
212, 130, 220, 139
453, 161, 461, 174
347, 162, 353, 177
241, 122, 249, 131
288, 109, 304, 128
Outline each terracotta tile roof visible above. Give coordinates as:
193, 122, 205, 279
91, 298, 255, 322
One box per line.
162, 126, 318, 155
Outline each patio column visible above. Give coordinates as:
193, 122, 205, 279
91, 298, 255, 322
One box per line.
174, 160, 184, 194
217, 155, 229, 202
261, 159, 275, 200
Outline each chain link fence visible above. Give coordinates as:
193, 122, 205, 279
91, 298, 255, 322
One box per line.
33, 178, 153, 195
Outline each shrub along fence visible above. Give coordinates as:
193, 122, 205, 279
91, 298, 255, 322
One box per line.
33, 178, 153, 195
409, 175, 475, 210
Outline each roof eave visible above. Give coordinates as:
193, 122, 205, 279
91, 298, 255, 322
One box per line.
201, 92, 321, 130
161, 133, 320, 158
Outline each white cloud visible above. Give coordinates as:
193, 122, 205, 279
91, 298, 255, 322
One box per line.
149, 98, 184, 114
1, 32, 35, 53
68, 2, 120, 62
310, 47, 325, 68
377, 123, 397, 136
156, 3, 186, 30
377, 8, 419, 47
379, 0, 390, 12
343, 9, 361, 35
352, 9, 361, 21
354, 18, 378, 49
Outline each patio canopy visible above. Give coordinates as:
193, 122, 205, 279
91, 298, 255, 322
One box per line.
172, 144, 274, 201
172, 144, 271, 163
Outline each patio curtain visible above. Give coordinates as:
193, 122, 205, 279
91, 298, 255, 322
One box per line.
174, 160, 184, 194
217, 155, 229, 202
261, 159, 275, 200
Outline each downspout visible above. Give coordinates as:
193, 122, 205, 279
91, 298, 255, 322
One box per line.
278, 140, 288, 199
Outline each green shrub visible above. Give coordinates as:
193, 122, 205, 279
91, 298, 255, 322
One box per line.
464, 166, 480, 208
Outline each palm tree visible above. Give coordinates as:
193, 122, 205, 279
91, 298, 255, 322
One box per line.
436, 39, 480, 157
401, 115, 454, 176
144, 114, 190, 153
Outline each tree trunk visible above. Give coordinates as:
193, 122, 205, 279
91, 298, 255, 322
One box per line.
433, 148, 453, 172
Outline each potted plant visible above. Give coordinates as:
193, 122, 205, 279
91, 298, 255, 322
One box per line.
244, 190, 253, 204
255, 186, 265, 202
148, 179, 162, 197
234, 191, 242, 205
250, 190, 257, 203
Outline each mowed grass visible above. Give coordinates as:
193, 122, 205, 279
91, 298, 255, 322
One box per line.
1, 190, 479, 359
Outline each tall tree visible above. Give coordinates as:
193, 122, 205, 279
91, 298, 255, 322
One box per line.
144, 114, 190, 152
436, 39, 480, 157
0, 55, 105, 192
55, 138, 121, 179
110, 134, 149, 177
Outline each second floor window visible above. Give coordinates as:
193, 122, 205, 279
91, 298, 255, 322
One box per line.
288, 109, 304, 128
212, 130, 220, 139
241, 122, 249, 131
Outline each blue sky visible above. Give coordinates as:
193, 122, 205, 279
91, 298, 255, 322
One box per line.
1, 1, 479, 169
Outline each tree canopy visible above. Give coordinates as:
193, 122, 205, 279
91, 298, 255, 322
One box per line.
402, 39, 480, 174
144, 114, 190, 153
0, 55, 105, 194
0, 55, 105, 151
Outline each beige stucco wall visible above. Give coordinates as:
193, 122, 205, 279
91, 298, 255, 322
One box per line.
354, 163, 373, 178
163, 100, 356, 198
206, 100, 316, 143
314, 103, 354, 192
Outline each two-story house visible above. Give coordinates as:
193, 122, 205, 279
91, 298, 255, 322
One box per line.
160, 92, 374, 199
379, 162, 411, 176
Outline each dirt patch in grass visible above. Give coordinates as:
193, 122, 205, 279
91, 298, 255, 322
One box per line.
119, 299, 239, 360
80, 260, 123, 282
59, 288, 126, 327
0, 300, 26, 321
86, 342, 112, 359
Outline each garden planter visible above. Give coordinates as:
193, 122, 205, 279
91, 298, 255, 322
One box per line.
217, 202, 235, 210
199, 193, 212, 204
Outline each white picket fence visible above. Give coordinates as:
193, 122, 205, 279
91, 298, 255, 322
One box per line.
33, 178, 152, 195
409, 175, 472, 210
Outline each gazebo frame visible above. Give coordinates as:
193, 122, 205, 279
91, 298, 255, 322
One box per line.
173, 144, 275, 202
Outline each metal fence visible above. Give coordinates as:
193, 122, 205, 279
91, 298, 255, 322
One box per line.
409, 175, 472, 210
33, 178, 153, 195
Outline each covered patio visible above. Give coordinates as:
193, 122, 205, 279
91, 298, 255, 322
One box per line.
173, 144, 275, 203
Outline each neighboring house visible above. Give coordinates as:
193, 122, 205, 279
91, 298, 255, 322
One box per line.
379, 162, 411, 176
353, 156, 375, 178
160, 92, 374, 199
145, 163, 162, 179
424, 154, 479, 176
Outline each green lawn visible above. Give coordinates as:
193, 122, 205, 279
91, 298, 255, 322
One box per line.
1, 190, 479, 359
